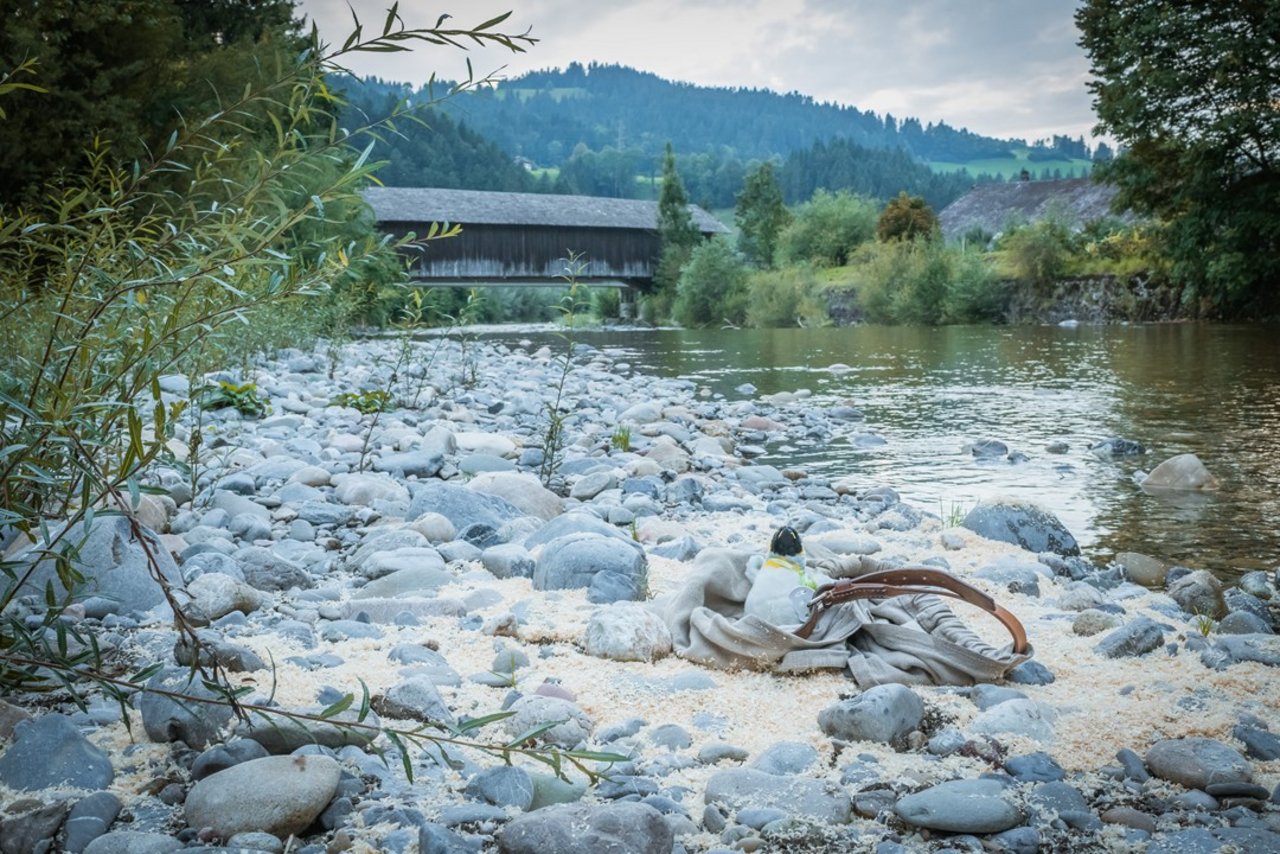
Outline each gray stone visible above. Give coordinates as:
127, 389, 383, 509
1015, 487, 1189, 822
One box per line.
970, 438, 1008, 458
466, 765, 535, 810
650, 723, 692, 750
533, 533, 648, 601
583, 602, 672, 662
235, 546, 312, 591
181, 551, 245, 583
184, 754, 340, 838
498, 802, 673, 854
524, 511, 640, 551
64, 791, 121, 853
18, 516, 182, 615
1116, 552, 1169, 587
409, 482, 523, 531
1090, 437, 1145, 457
961, 501, 1080, 556
1167, 570, 1226, 619
1219, 611, 1271, 634
698, 742, 749, 764
352, 566, 453, 600
377, 677, 455, 725
0, 698, 32, 741
1141, 453, 1220, 491
188, 572, 264, 620
333, 473, 410, 507
470, 472, 563, 521
0, 800, 71, 854
749, 741, 817, 775
703, 768, 851, 823
1145, 737, 1252, 789
971, 684, 1027, 710
817, 684, 923, 745
970, 699, 1055, 742
481, 543, 535, 580
1095, 617, 1164, 658
1057, 581, 1108, 611
1202, 633, 1280, 668
504, 696, 593, 749
139, 667, 234, 749
1073, 608, 1121, 636
374, 449, 446, 479
1005, 751, 1065, 782
894, 778, 1022, 834
236, 707, 378, 754
570, 472, 616, 501
1234, 724, 1280, 761
82, 832, 182, 854
0, 713, 114, 791
293, 499, 355, 527
191, 739, 271, 780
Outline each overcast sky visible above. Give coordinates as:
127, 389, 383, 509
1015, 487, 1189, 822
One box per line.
298, 1, 1099, 145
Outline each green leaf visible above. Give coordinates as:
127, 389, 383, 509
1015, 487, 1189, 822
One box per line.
319, 693, 353, 718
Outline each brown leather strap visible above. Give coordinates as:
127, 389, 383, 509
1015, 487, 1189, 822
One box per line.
792, 567, 1029, 654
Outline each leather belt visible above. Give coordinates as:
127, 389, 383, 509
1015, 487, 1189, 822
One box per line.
792, 566, 1029, 654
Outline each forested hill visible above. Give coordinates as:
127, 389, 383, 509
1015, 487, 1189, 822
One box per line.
338, 63, 1096, 211
436, 63, 1093, 168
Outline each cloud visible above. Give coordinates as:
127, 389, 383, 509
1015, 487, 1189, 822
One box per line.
296, 0, 1102, 143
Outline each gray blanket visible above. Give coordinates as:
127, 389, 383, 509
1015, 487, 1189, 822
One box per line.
663, 547, 1031, 688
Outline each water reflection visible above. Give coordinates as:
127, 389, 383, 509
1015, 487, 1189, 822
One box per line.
484, 324, 1280, 576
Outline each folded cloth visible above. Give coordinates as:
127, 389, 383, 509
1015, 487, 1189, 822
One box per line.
663, 546, 1031, 688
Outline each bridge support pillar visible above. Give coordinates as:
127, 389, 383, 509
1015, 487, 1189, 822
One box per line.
619, 287, 637, 320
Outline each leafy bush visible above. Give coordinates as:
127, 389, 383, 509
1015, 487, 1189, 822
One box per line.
745, 264, 829, 327
998, 217, 1074, 287
876, 191, 939, 242
851, 240, 1001, 324
331, 389, 394, 414
591, 287, 621, 320
200, 381, 271, 418
776, 189, 878, 266
673, 237, 748, 327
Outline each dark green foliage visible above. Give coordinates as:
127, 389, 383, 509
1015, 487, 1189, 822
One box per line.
200, 381, 270, 417
658, 143, 699, 250
673, 237, 748, 327
744, 265, 826, 328
1077, 0, 1280, 315
777, 190, 878, 267
852, 240, 1001, 325
778, 138, 982, 211
735, 161, 790, 267
1000, 218, 1074, 288
877, 192, 940, 242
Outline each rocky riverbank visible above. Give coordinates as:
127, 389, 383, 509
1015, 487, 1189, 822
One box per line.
1, 334, 1277, 853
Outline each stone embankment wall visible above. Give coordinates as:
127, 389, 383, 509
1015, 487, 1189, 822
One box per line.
1003, 275, 1190, 324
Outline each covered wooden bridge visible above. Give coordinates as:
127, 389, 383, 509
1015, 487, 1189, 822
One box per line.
361, 187, 728, 288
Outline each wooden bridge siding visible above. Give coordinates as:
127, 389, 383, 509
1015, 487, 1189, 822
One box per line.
387, 223, 660, 281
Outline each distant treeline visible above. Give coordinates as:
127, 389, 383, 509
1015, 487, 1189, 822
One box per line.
337, 66, 1088, 211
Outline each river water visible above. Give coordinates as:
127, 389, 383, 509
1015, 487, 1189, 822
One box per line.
482, 324, 1280, 577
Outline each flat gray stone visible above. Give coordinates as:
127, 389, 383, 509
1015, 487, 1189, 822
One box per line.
466, 765, 535, 810
184, 754, 340, 838
533, 533, 648, 601
82, 832, 182, 854
498, 802, 672, 854
961, 501, 1080, 556
895, 778, 1023, 834
1145, 737, 1252, 790
0, 713, 114, 791
64, 791, 122, 853
703, 768, 851, 823
139, 667, 234, 750
1095, 617, 1164, 658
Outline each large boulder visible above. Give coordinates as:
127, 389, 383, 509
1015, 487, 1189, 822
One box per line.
16, 516, 182, 616
1145, 738, 1252, 789
533, 533, 648, 602
1141, 453, 1220, 491
139, 667, 235, 749
961, 501, 1080, 556
408, 482, 525, 532
469, 472, 563, 521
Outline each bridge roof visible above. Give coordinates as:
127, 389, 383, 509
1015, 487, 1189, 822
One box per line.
363, 187, 728, 235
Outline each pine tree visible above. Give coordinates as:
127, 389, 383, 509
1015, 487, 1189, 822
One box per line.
735, 161, 790, 268
657, 143, 699, 250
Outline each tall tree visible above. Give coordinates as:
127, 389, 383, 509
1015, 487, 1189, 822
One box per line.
735, 161, 790, 267
1077, 0, 1280, 314
657, 142, 699, 249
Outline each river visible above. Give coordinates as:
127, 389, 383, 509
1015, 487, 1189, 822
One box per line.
478, 323, 1280, 578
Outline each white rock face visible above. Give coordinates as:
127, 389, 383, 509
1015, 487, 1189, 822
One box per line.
583, 602, 673, 662
184, 755, 340, 838
1141, 453, 1220, 491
